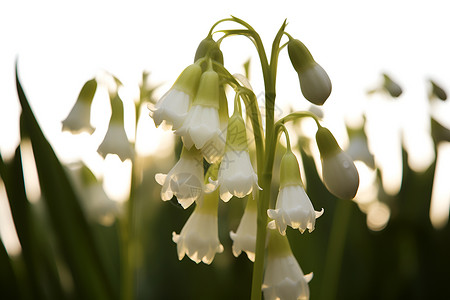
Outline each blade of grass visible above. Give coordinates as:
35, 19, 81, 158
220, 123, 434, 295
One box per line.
15, 64, 115, 300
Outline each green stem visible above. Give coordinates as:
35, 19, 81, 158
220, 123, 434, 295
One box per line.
120, 157, 138, 300
275, 111, 321, 129
250, 19, 288, 300
319, 199, 352, 300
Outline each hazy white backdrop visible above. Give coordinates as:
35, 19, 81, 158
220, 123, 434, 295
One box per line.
1, 0, 450, 251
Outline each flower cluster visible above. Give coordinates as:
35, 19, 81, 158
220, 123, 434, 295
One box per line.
151, 17, 359, 299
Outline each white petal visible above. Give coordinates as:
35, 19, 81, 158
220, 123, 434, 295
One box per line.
154, 173, 167, 186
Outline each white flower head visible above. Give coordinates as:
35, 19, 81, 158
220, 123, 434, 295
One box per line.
62, 78, 97, 134
155, 147, 204, 209
218, 150, 259, 202
97, 95, 134, 162
201, 121, 227, 164
263, 228, 313, 300
175, 69, 221, 150
150, 64, 202, 130
172, 190, 223, 264
345, 128, 375, 169
316, 126, 359, 199
268, 185, 323, 235
230, 195, 257, 261
217, 112, 259, 202
268, 150, 323, 235
67, 163, 119, 226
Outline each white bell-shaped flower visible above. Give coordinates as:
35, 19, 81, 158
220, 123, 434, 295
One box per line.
268, 150, 323, 235
217, 112, 259, 202
263, 228, 313, 300
230, 195, 257, 261
62, 78, 97, 134
201, 89, 228, 163
151, 64, 202, 130
155, 147, 204, 209
176, 69, 221, 150
97, 94, 134, 162
172, 189, 224, 264
316, 126, 359, 199
70, 164, 120, 226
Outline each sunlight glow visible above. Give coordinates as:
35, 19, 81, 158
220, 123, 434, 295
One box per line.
0, 181, 21, 256
429, 142, 450, 229
366, 201, 391, 231
365, 95, 403, 195
102, 155, 132, 203
20, 140, 41, 203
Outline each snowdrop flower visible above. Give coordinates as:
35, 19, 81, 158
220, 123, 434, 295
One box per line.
62, 78, 97, 134
76, 164, 119, 226
217, 112, 259, 202
201, 86, 229, 163
172, 189, 224, 264
262, 228, 313, 300
346, 125, 375, 169
151, 64, 202, 130
316, 126, 359, 199
97, 94, 134, 162
288, 39, 332, 105
155, 147, 204, 209
268, 150, 323, 235
230, 195, 257, 261
176, 69, 221, 150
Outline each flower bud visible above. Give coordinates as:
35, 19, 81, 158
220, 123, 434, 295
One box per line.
316, 127, 359, 199
429, 79, 447, 101
194, 37, 224, 65
382, 73, 402, 98
288, 39, 332, 105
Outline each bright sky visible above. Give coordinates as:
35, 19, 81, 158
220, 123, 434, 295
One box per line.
1, 0, 450, 250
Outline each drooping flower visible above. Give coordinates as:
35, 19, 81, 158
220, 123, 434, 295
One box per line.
316, 126, 359, 199
345, 125, 375, 169
382, 73, 402, 98
288, 39, 332, 105
268, 150, 323, 235
62, 78, 97, 134
200, 86, 229, 164
97, 93, 134, 162
70, 163, 119, 226
262, 228, 313, 300
172, 188, 224, 264
176, 69, 221, 150
230, 194, 257, 261
217, 111, 259, 202
150, 64, 202, 130
429, 79, 447, 101
155, 146, 204, 209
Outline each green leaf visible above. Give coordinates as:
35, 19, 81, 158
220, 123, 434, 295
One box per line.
0, 236, 21, 299
15, 63, 115, 300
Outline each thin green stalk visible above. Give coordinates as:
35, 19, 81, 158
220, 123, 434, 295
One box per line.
319, 199, 353, 300
120, 157, 138, 300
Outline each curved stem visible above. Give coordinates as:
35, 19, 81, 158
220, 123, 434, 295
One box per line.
275, 110, 322, 129
280, 124, 291, 152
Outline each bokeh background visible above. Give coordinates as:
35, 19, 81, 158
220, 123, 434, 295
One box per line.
1, 0, 450, 299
